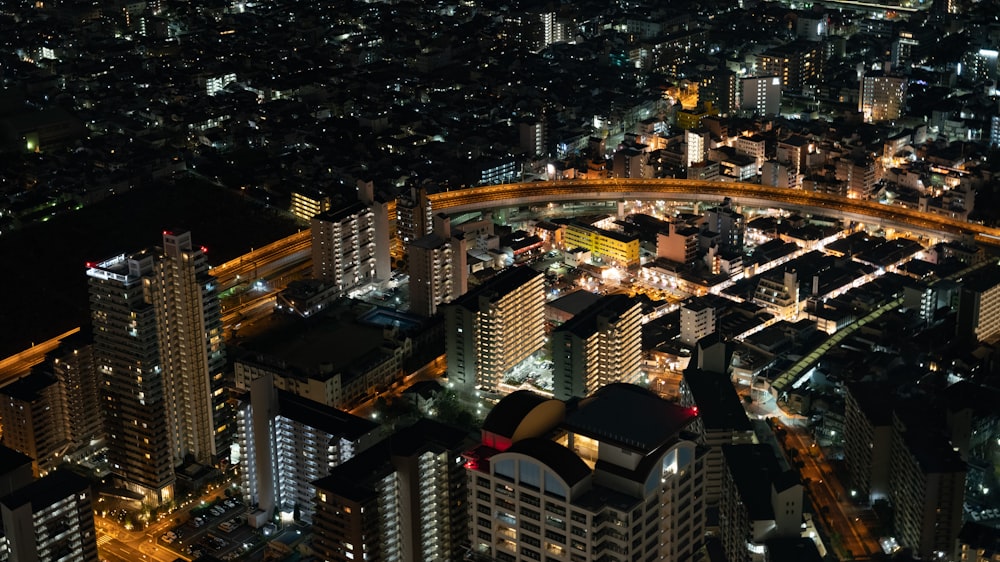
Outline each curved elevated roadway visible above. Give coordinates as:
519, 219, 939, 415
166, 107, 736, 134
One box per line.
426, 178, 1000, 245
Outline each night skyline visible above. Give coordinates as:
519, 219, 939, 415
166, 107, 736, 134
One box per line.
2, 0, 1000, 561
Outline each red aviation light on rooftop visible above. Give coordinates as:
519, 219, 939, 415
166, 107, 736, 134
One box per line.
85, 262, 94, 268
163, 230, 173, 236
691, 406, 699, 417
200, 246, 208, 253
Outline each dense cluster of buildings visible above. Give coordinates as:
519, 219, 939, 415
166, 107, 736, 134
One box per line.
3, 0, 1000, 560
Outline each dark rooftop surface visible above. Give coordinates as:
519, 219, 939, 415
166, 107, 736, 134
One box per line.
235, 304, 386, 378
958, 262, 1000, 293
313, 418, 470, 502
846, 381, 895, 426
563, 383, 697, 453
959, 521, 1000, 556
722, 444, 796, 521
482, 390, 555, 439
1, 469, 90, 511
547, 289, 603, 316
682, 371, 752, 432
555, 294, 639, 339
0, 371, 59, 402
276, 390, 378, 440
0, 445, 32, 476
764, 537, 824, 562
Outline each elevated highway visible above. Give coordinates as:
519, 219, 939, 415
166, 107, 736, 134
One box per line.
426, 178, 1000, 246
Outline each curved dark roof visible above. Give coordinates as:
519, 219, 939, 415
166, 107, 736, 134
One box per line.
565, 383, 696, 452
505, 437, 591, 487
482, 390, 550, 438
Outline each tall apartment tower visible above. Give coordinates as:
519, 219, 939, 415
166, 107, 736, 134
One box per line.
680, 370, 755, 505
155, 230, 228, 466
312, 419, 473, 562
956, 262, 1000, 344
396, 186, 433, 245
889, 408, 966, 559
551, 294, 643, 400
312, 202, 379, 294
88, 251, 175, 504
407, 214, 468, 317
0, 372, 70, 476
843, 382, 894, 504
444, 267, 545, 394
719, 444, 803, 562
48, 333, 104, 453
464, 385, 707, 562
236, 374, 381, 523
0, 470, 99, 562
859, 72, 907, 123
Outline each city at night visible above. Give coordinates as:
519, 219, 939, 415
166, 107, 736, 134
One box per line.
1, 0, 1000, 561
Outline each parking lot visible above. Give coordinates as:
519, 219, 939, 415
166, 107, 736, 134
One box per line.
159, 497, 263, 560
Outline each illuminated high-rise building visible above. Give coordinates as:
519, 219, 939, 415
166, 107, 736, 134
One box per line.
396, 186, 433, 245
464, 385, 707, 562
312, 202, 378, 294
407, 214, 467, 317
444, 267, 545, 394
87, 230, 227, 504
0, 373, 69, 476
312, 419, 472, 562
859, 72, 907, 123
88, 250, 175, 504
740, 76, 782, 117
551, 294, 643, 400
154, 230, 228, 467
0, 470, 99, 562
312, 181, 391, 294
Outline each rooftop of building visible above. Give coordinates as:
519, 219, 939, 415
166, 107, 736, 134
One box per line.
958, 521, 1000, 555
554, 294, 640, 340
547, 289, 603, 317
1, 469, 90, 512
895, 403, 966, 474
451, 266, 542, 311
0, 445, 32, 476
313, 418, 471, 502
482, 390, 562, 440
276, 390, 378, 441
312, 200, 369, 224
564, 383, 697, 454
958, 261, 1000, 293
682, 371, 753, 432
0, 371, 59, 402
765, 537, 824, 562
234, 301, 390, 380
722, 443, 798, 521
846, 381, 894, 426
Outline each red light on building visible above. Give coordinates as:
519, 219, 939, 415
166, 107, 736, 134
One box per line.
691, 406, 699, 416
200, 246, 208, 253
85, 262, 94, 268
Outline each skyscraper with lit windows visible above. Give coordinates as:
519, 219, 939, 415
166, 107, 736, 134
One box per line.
859, 71, 907, 123
87, 230, 228, 504
88, 250, 175, 504
154, 230, 229, 466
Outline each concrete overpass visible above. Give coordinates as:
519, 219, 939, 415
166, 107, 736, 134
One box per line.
425, 178, 1000, 245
